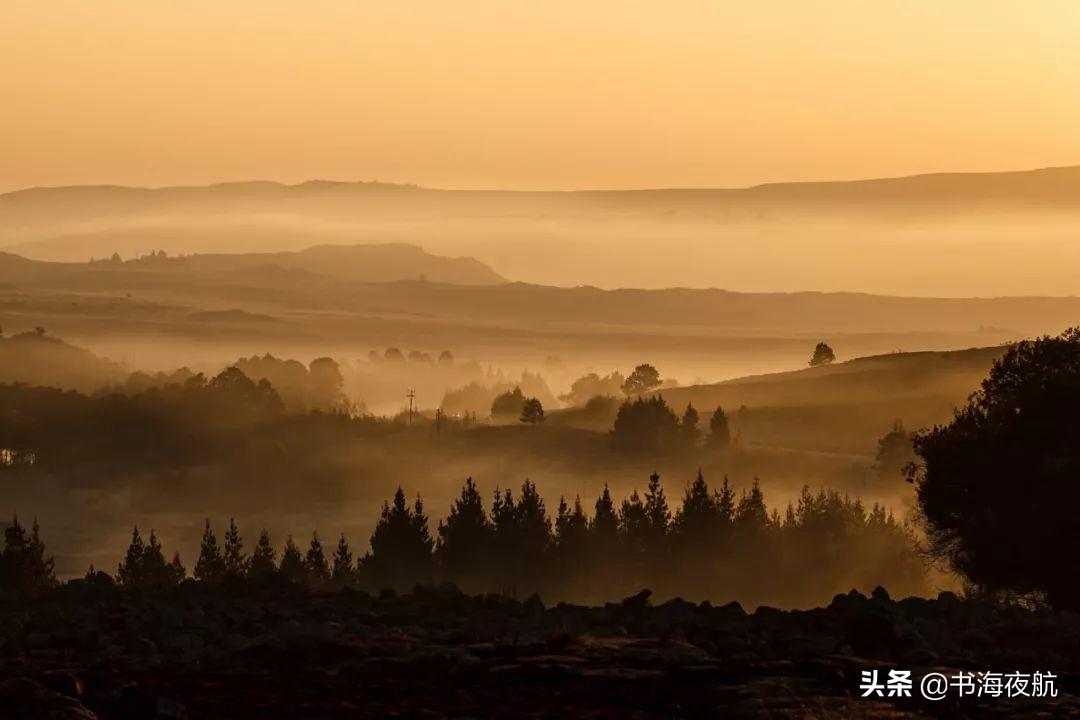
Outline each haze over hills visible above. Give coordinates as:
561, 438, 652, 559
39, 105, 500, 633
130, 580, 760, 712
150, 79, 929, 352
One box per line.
4, 165, 1080, 295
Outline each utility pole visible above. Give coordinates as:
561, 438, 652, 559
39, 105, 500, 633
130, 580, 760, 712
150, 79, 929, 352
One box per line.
406, 389, 416, 426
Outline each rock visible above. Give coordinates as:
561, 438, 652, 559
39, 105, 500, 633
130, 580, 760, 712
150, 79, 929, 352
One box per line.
0, 677, 98, 719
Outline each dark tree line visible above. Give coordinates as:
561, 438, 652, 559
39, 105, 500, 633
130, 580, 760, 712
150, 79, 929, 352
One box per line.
56, 472, 924, 608
0, 515, 55, 597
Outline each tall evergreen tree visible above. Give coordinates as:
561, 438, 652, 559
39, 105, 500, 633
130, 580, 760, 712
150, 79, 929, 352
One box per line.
194, 519, 225, 583
305, 532, 330, 584
674, 469, 717, 538
142, 530, 173, 586
169, 551, 187, 584
643, 472, 671, 540
361, 487, 434, 591
591, 484, 618, 540
331, 533, 354, 585
681, 403, 700, 445
223, 518, 247, 578
708, 406, 731, 449
279, 535, 305, 583
554, 496, 588, 553
436, 477, 492, 587
249, 529, 277, 582
117, 526, 146, 587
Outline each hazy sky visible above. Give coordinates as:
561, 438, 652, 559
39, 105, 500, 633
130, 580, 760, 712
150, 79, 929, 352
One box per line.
4, 1, 1080, 192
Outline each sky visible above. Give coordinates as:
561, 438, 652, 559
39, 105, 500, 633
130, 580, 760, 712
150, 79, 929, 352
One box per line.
4, 1, 1080, 192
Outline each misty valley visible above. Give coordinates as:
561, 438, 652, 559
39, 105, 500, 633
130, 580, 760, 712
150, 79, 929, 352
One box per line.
3, 178, 1080, 717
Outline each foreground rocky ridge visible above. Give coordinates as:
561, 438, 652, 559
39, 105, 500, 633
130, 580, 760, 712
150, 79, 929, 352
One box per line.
1, 582, 1078, 719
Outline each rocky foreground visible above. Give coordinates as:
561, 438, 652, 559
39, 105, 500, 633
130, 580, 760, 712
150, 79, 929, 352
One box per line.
1, 581, 1078, 719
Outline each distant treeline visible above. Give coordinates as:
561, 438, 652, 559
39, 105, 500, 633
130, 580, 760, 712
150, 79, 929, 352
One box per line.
2, 473, 925, 608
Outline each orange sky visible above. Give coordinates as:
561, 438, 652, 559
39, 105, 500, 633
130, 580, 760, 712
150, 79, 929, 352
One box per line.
4, 1, 1080, 192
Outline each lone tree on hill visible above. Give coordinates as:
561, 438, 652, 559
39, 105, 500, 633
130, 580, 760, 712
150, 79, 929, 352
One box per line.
520, 397, 545, 424
808, 342, 836, 367
621, 364, 662, 396
909, 328, 1080, 609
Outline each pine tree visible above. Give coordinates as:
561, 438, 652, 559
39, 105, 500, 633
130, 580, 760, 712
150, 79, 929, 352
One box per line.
169, 552, 186, 584
592, 484, 618, 539
362, 487, 434, 590
142, 529, 172, 586
223, 518, 247, 578
735, 478, 770, 532
675, 469, 716, 537
249, 529, 277, 582
555, 496, 588, 551
708, 406, 731, 449
681, 403, 700, 445
117, 526, 146, 587
279, 535, 305, 583
194, 519, 225, 583
715, 475, 736, 525
305, 532, 330, 584
9, 517, 56, 594
331, 534, 354, 585
436, 477, 492, 586
643, 473, 670, 539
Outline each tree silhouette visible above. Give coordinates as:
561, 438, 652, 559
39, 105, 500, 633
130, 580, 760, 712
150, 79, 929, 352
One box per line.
621, 364, 662, 396
491, 387, 526, 419
331, 534, 354, 585
554, 496, 588, 554
223, 518, 247, 579
116, 526, 180, 588
592, 484, 618, 540
249, 529, 277, 582
194, 519, 225, 583
436, 477, 492, 588
643, 472, 671, 541
681, 403, 700, 445
873, 420, 915, 479
305, 532, 330, 584
910, 328, 1080, 609
611, 395, 680, 452
490, 480, 551, 596
279, 535, 305, 583
169, 551, 186, 584
116, 526, 146, 587
809, 342, 836, 367
362, 487, 434, 591
708, 406, 731, 449
520, 397, 545, 424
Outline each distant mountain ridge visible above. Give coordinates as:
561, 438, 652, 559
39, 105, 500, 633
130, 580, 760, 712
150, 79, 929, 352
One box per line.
5, 164, 1080, 207
3, 164, 1080, 294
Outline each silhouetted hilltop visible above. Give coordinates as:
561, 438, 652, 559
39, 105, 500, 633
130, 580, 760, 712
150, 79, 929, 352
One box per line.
0, 243, 505, 287
655, 346, 1007, 454
0, 330, 125, 392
